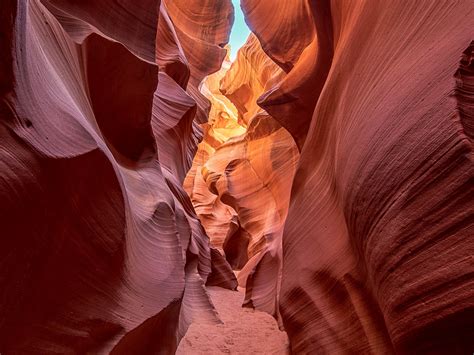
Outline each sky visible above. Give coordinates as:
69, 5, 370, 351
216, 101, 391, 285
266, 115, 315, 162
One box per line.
229, 0, 251, 61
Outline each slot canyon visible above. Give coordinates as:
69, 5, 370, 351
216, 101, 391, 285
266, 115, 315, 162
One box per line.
0, 0, 473, 353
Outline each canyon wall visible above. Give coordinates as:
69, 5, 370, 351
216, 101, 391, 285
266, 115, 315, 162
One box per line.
241, 0, 474, 353
1, 0, 473, 353
185, 34, 300, 318
0, 0, 236, 353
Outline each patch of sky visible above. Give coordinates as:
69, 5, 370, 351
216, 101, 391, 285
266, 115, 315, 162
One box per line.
228, 0, 251, 61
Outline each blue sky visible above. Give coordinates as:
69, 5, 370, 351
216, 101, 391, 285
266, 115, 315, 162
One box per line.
229, 0, 251, 61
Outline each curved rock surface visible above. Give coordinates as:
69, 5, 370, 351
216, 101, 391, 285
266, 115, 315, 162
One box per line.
186, 35, 300, 319
184, 52, 245, 254
163, 0, 234, 124
0, 0, 235, 353
242, 0, 329, 149
220, 34, 284, 126
239, 0, 474, 353
1, 0, 473, 353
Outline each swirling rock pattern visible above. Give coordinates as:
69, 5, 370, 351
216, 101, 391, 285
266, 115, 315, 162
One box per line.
239, 0, 474, 353
191, 0, 474, 353
1, 0, 473, 353
220, 34, 285, 127
163, 0, 234, 124
0, 0, 235, 353
184, 53, 245, 254
185, 35, 300, 319
242, 0, 330, 149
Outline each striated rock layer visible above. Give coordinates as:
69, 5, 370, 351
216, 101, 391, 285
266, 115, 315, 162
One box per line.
184, 52, 245, 256
163, 0, 234, 124
0, 0, 236, 353
185, 34, 300, 320
1, 0, 473, 353
240, 0, 474, 353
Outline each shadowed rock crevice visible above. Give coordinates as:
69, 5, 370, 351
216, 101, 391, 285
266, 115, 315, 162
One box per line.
455, 41, 474, 140
1, 0, 473, 353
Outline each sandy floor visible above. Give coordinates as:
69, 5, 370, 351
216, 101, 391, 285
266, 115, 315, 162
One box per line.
177, 287, 289, 354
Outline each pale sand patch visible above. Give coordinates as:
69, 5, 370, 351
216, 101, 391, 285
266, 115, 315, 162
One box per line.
177, 287, 289, 354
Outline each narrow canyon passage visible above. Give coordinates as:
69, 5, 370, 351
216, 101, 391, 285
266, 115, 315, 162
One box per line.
1, 0, 473, 354
183, 32, 299, 296
179, 3, 296, 352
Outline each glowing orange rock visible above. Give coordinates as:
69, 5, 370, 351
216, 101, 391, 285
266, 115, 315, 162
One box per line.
0, 0, 235, 352
242, 0, 474, 353
185, 35, 299, 319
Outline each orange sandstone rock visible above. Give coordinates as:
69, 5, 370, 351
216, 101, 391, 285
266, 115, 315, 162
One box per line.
0, 0, 235, 353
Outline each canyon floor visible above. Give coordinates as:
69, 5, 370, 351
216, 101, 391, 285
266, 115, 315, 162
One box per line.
177, 287, 289, 354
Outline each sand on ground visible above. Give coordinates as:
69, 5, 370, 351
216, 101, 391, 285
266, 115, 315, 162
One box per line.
176, 287, 289, 354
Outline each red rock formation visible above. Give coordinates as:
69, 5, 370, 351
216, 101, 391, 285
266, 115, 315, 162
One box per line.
0, 0, 235, 353
2, 0, 473, 353
185, 35, 300, 319
163, 0, 234, 124
240, 0, 474, 353
220, 34, 285, 126
42, 0, 159, 62
184, 53, 245, 254
241, 0, 330, 149
241, 0, 314, 72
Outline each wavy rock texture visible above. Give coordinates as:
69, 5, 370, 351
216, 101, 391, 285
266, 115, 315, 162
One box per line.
239, 0, 474, 353
184, 53, 243, 252
0, 0, 236, 353
41, 0, 159, 63
2, 0, 473, 353
241, 0, 330, 149
163, 0, 234, 124
185, 35, 300, 318
220, 34, 285, 126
